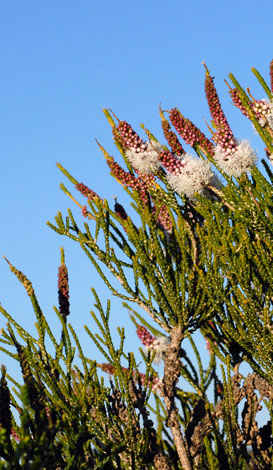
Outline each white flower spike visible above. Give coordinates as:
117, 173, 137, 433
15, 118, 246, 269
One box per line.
125, 142, 163, 174
167, 154, 220, 200
214, 140, 257, 177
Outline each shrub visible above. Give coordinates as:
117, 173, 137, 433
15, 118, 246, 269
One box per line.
1, 60, 273, 469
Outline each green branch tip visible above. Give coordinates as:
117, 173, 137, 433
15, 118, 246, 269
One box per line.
56, 163, 78, 185
60, 247, 65, 264
103, 108, 116, 128
95, 138, 111, 159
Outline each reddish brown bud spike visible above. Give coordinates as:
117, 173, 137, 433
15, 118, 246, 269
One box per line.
161, 118, 185, 156
58, 261, 70, 318
136, 325, 155, 347
75, 183, 99, 201
114, 197, 128, 221
169, 108, 214, 155
114, 121, 145, 152
204, 68, 236, 152
155, 203, 173, 233
228, 88, 250, 118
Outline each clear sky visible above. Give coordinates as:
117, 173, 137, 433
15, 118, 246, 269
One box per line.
1, 1, 273, 392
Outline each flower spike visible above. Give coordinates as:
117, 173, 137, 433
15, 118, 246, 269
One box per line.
160, 106, 185, 156
204, 63, 236, 154
114, 197, 128, 221
158, 149, 186, 175
225, 80, 251, 118
113, 121, 146, 152
157, 143, 221, 200
153, 203, 173, 234
58, 248, 70, 318
166, 155, 221, 200
226, 80, 273, 140
169, 108, 214, 156
75, 183, 100, 201
113, 120, 163, 174
204, 64, 257, 176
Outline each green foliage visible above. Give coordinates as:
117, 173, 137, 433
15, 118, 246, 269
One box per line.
0, 60, 273, 468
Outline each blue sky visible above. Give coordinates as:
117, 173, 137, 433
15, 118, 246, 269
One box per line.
0, 1, 273, 393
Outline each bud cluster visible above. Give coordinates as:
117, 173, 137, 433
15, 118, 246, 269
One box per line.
107, 156, 155, 207
108, 157, 154, 191
229, 88, 273, 130
205, 70, 237, 156
153, 203, 173, 234
228, 87, 250, 117
252, 100, 273, 128
81, 205, 89, 218
158, 149, 186, 175
108, 157, 141, 188
205, 69, 257, 176
161, 117, 185, 156
58, 263, 70, 317
136, 325, 155, 347
169, 108, 214, 155
75, 183, 99, 200
114, 198, 128, 221
114, 121, 147, 152
136, 325, 170, 364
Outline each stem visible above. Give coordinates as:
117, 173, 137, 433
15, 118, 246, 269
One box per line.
163, 326, 192, 470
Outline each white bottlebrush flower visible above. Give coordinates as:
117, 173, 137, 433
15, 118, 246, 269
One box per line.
214, 140, 257, 177
167, 154, 219, 200
254, 100, 273, 130
125, 141, 163, 174
146, 336, 170, 364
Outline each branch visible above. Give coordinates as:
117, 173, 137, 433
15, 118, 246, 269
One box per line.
162, 326, 192, 470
